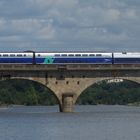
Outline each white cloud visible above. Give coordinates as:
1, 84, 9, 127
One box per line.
125, 9, 137, 19
0, 0, 140, 51
38, 25, 56, 39
0, 18, 6, 30
106, 9, 121, 21
11, 19, 41, 32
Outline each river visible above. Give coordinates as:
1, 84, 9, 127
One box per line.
0, 105, 140, 140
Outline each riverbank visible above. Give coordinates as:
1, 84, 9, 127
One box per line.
1, 103, 140, 108
127, 102, 140, 106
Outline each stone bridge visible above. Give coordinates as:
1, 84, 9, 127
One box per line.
0, 64, 140, 112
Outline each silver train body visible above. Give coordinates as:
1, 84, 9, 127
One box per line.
0, 52, 139, 64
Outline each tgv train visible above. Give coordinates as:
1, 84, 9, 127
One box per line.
0, 52, 140, 64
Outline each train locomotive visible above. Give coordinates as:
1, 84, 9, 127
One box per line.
0, 52, 140, 64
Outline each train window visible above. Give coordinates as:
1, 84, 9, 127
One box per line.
55, 54, 60, 57
96, 54, 102, 56
89, 54, 95, 56
0, 54, 1, 57
61, 54, 67, 57
38, 54, 41, 57
10, 54, 15, 57
75, 54, 81, 57
17, 54, 22, 57
68, 54, 74, 57
82, 54, 88, 56
24, 54, 26, 57
3, 54, 8, 57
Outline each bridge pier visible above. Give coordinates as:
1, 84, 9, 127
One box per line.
61, 93, 74, 113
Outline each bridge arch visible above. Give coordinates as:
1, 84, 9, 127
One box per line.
75, 77, 140, 104
0, 78, 62, 111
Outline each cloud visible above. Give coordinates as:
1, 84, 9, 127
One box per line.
0, 0, 139, 51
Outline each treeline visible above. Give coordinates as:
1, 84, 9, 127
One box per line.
77, 81, 140, 105
0, 80, 140, 106
0, 80, 58, 106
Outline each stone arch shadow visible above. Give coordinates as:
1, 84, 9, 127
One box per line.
0, 78, 62, 112
75, 78, 140, 105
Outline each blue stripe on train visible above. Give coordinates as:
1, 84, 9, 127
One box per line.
0, 58, 33, 63
35, 57, 112, 64
35, 58, 45, 63
114, 58, 140, 64
0, 57, 113, 64
54, 58, 112, 63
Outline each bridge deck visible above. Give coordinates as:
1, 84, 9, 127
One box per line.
0, 64, 140, 71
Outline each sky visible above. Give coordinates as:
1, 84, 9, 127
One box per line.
0, 0, 140, 52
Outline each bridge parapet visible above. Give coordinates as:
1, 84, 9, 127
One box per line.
67, 64, 140, 70
0, 64, 140, 71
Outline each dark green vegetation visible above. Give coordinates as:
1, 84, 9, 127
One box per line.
0, 80, 58, 106
77, 80, 140, 105
0, 79, 140, 106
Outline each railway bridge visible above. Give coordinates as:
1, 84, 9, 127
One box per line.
0, 64, 140, 112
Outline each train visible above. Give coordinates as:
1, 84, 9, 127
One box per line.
0, 52, 140, 64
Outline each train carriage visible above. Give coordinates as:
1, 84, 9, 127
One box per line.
114, 52, 140, 64
0, 53, 33, 64
35, 52, 113, 64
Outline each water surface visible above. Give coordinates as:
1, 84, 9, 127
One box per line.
0, 105, 140, 140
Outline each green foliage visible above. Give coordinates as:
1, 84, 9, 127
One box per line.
0, 79, 58, 106
77, 80, 140, 105
0, 79, 140, 106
